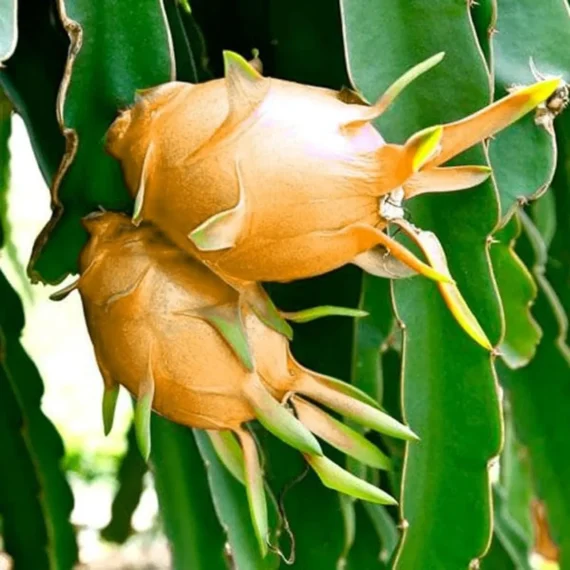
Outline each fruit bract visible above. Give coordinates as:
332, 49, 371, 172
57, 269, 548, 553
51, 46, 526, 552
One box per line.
65, 212, 415, 555
106, 51, 560, 349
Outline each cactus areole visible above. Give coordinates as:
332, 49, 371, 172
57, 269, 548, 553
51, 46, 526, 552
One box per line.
106, 51, 560, 348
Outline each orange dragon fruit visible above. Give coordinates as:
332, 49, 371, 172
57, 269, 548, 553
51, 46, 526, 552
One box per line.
105, 51, 560, 349
57, 211, 414, 556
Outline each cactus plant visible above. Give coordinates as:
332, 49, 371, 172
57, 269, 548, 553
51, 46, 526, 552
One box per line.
0, 1, 569, 569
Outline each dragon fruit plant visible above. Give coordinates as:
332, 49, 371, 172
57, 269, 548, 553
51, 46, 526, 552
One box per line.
90, 50, 555, 557
0, 1, 569, 569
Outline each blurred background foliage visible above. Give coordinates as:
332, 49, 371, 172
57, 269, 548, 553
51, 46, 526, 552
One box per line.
0, 0, 569, 569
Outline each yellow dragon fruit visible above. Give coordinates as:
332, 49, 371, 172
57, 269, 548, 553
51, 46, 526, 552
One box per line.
105, 51, 560, 349
57, 211, 415, 556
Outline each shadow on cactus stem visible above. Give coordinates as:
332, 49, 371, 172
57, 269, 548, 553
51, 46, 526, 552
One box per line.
51, 212, 408, 557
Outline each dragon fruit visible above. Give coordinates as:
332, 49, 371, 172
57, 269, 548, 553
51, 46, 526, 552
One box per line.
105, 50, 560, 349
62, 211, 416, 555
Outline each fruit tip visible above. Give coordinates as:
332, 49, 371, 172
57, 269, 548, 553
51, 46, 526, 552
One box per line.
385, 495, 399, 507
523, 77, 563, 106
425, 266, 455, 285
387, 420, 420, 442
433, 51, 445, 63
478, 335, 494, 352
411, 125, 444, 171
404, 426, 420, 442
259, 540, 269, 558
454, 309, 493, 350
223, 49, 262, 80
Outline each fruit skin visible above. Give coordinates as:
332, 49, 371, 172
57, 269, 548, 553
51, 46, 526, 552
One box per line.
77, 212, 283, 431
75, 212, 416, 442
106, 75, 384, 283
105, 52, 560, 286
